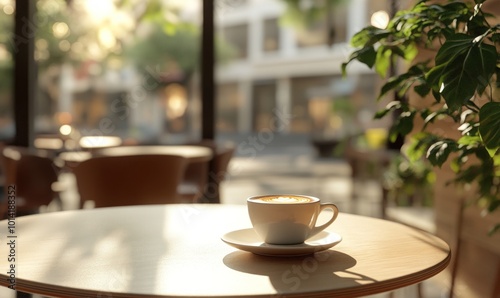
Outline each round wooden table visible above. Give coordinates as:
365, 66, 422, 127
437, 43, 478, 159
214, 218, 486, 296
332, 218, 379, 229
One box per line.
94, 145, 213, 163
0, 204, 450, 297
57, 145, 213, 167
78, 136, 123, 149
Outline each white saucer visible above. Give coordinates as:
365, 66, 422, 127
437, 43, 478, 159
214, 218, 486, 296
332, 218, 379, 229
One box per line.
221, 228, 342, 257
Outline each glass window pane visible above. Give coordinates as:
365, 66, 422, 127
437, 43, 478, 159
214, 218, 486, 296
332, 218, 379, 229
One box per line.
220, 24, 248, 59
253, 81, 276, 131
292, 0, 349, 47
217, 82, 240, 132
263, 18, 280, 52
34, 0, 202, 144
214, 0, 385, 153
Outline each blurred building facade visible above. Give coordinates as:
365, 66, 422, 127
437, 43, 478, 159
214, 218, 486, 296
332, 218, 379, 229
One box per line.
0, 0, 396, 145
213, 0, 392, 142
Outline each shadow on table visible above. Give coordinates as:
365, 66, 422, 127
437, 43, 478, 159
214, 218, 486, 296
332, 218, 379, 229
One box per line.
223, 250, 377, 295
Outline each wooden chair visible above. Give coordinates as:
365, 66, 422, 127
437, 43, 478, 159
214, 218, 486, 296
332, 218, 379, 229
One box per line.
345, 139, 437, 297
381, 188, 436, 298
72, 154, 188, 208
449, 204, 500, 298
179, 140, 235, 203
0, 146, 62, 218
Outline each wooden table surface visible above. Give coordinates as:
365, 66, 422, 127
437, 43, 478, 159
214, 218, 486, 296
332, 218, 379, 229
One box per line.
0, 204, 450, 297
57, 145, 213, 166
94, 145, 213, 163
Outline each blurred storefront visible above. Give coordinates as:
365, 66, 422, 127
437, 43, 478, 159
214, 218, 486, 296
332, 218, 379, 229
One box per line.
0, 0, 394, 147
215, 0, 392, 144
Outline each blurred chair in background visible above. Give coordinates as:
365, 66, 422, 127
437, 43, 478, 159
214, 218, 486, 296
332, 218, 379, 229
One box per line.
0, 145, 63, 218
449, 203, 500, 298
179, 140, 235, 203
72, 154, 188, 208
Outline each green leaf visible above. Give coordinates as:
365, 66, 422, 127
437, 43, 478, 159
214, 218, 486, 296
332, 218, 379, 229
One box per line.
350, 26, 391, 48
403, 42, 419, 61
479, 102, 500, 154
455, 165, 482, 184
476, 145, 494, 162
494, 154, 500, 166
487, 199, 500, 213
357, 47, 377, 68
375, 47, 392, 77
462, 122, 479, 136
463, 43, 497, 95
492, 33, 500, 43
414, 83, 431, 97
458, 135, 481, 146
450, 158, 461, 173
379, 77, 404, 99
374, 109, 391, 120
431, 89, 441, 103
349, 28, 371, 47
406, 133, 438, 162
435, 34, 472, 66
426, 63, 446, 89
460, 109, 476, 123
389, 111, 415, 142
440, 66, 476, 111
426, 140, 457, 167
422, 109, 448, 129
432, 34, 498, 111
374, 101, 401, 119
486, 147, 498, 157
341, 46, 377, 76
379, 64, 428, 99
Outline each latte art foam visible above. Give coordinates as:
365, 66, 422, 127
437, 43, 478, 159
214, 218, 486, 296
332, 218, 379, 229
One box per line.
259, 196, 313, 203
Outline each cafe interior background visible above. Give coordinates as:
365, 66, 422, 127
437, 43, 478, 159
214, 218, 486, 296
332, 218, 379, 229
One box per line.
0, 0, 499, 297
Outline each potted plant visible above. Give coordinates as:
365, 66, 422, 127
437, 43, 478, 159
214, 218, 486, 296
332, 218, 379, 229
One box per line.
342, 0, 500, 295
342, 0, 499, 231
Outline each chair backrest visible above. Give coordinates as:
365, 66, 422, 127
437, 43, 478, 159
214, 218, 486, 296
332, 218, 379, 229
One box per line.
213, 144, 235, 183
181, 140, 235, 202
0, 146, 60, 217
449, 204, 500, 298
184, 139, 235, 182
72, 154, 188, 208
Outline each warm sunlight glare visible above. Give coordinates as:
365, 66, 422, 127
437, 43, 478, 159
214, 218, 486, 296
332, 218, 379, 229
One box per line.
371, 10, 390, 29
59, 124, 72, 136
165, 84, 188, 119
83, 0, 115, 24
98, 28, 116, 49
52, 22, 69, 38
2, 4, 14, 15
0, 45, 8, 61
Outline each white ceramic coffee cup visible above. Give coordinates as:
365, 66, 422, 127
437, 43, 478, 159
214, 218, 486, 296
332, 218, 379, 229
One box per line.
247, 194, 339, 245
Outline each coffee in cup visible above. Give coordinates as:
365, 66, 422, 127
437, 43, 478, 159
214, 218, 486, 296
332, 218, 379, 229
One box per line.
247, 194, 339, 245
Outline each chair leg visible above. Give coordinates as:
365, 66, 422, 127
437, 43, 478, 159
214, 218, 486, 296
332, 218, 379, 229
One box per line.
493, 262, 500, 298
417, 282, 423, 298
16, 291, 32, 298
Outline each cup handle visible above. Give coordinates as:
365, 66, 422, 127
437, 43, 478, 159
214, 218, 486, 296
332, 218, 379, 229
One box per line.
310, 203, 339, 237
